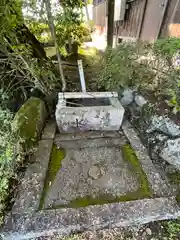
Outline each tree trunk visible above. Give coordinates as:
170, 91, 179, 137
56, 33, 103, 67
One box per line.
9, 1, 47, 59
107, 0, 115, 47
16, 24, 47, 59
44, 0, 66, 92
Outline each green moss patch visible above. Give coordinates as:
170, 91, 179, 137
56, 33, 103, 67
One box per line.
176, 195, 180, 204
122, 144, 152, 198
13, 97, 47, 151
166, 170, 180, 205
39, 144, 66, 209
167, 171, 180, 185
56, 191, 151, 209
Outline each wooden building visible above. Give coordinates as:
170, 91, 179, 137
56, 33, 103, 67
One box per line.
93, 0, 180, 42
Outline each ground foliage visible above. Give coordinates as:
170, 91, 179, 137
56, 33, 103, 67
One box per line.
154, 38, 180, 113
0, 93, 18, 224
154, 37, 180, 61
98, 43, 155, 90
98, 40, 180, 113
0, 0, 53, 224
0, 0, 60, 104
0, 0, 88, 225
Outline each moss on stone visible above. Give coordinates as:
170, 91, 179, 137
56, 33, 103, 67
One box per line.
122, 144, 152, 198
167, 171, 180, 205
167, 171, 180, 185
13, 97, 47, 151
53, 189, 151, 209
51, 144, 152, 209
176, 195, 180, 204
39, 144, 66, 209
60, 190, 151, 209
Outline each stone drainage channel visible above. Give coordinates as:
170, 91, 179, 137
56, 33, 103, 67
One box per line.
1, 121, 180, 240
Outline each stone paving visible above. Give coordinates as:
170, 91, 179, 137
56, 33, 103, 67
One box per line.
44, 132, 139, 209
1, 121, 180, 240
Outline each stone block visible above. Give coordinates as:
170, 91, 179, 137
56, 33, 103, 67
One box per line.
41, 121, 56, 140
56, 98, 124, 133
11, 139, 53, 214
2, 197, 180, 239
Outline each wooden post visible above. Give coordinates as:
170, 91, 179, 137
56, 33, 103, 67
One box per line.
44, 0, 66, 92
107, 0, 115, 47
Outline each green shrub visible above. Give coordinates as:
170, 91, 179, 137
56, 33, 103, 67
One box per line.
0, 96, 47, 225
55, 2, 89, 51
154, 37, 180, 59
97, 41, 180, 113
56, 22, 90, 48
153, 38, 180, 113
167, 83, 180, 114
166, 220, 180, 238
98, 43, 155, 91
28, 21, 51, 43
0, 108, 13, 152
0, 103, 17, 224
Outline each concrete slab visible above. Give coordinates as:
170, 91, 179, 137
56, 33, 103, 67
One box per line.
44, 143, 140, 208
2, 197, 180, 240
11, 139, 53, 214
11, 121, 56, 214
55, 131, 124, 141
54, 136, 127, 149
41, 121, 56, 140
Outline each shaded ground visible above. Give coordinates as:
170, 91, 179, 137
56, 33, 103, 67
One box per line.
140, 90, 180, 126
45, 45, 102, 92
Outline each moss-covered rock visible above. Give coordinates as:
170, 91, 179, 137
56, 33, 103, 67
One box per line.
12, 97, 47, 151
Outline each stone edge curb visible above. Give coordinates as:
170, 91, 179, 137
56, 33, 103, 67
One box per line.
122, 121, 173, 197
11, 122, 56, 214
41, 121, 56, 140
1, 197, 180, 240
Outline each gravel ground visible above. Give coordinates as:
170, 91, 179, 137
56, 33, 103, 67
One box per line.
35, 220, 180, 240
